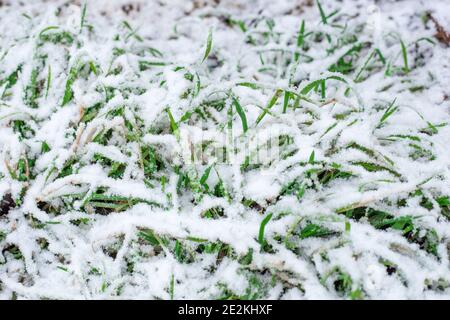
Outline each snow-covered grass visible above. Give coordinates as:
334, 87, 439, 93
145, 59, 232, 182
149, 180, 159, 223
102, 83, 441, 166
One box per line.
0, 0, 450, 299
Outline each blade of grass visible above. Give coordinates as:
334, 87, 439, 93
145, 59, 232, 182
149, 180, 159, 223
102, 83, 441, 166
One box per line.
166, 108, 179, 139
200, 165, 213, 189
354, 49, 385, 82
169, 274, 174, 300
236, 82, 261, 90
400, 40, 409, 73
282, 91, 290, 114
256, 89, 283, 125
317, 0, 328, 24
232, 96, 248, 133
258, 213, 273, 246
308, 150, 315, 164
377, 98, 398, 128
79, 2, 87, 33
294, 20, 305, 61
202, 30, 213, 63
300, 75, 347, 96
45, 64, 51, 99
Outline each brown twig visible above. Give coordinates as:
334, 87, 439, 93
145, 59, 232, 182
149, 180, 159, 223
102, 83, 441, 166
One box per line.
428, 14, 450, 46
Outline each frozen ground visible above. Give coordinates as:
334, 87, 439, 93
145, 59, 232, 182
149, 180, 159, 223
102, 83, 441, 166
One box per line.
0, 0, 450, 299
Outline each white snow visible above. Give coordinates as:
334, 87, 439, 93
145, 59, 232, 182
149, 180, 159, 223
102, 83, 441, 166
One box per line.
0, 0, 450, 299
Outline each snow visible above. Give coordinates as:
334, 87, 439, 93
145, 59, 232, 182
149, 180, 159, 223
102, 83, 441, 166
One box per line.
0, 0, 450, 299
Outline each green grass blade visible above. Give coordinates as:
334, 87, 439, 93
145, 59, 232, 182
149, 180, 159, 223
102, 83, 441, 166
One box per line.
256, 89, 283, 125
378, 98, 398, 128
258, 213, 273, 245
400, 40, 409, 73
317, 0, 328, 24
166, 108, 179, 139
232, 96, 248, 133
202, 30, 213, 63
79, 2, 87, 33
45, 64, 51, 99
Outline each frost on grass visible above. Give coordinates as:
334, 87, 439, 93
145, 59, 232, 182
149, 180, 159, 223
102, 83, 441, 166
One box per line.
0, 0, 450, 299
